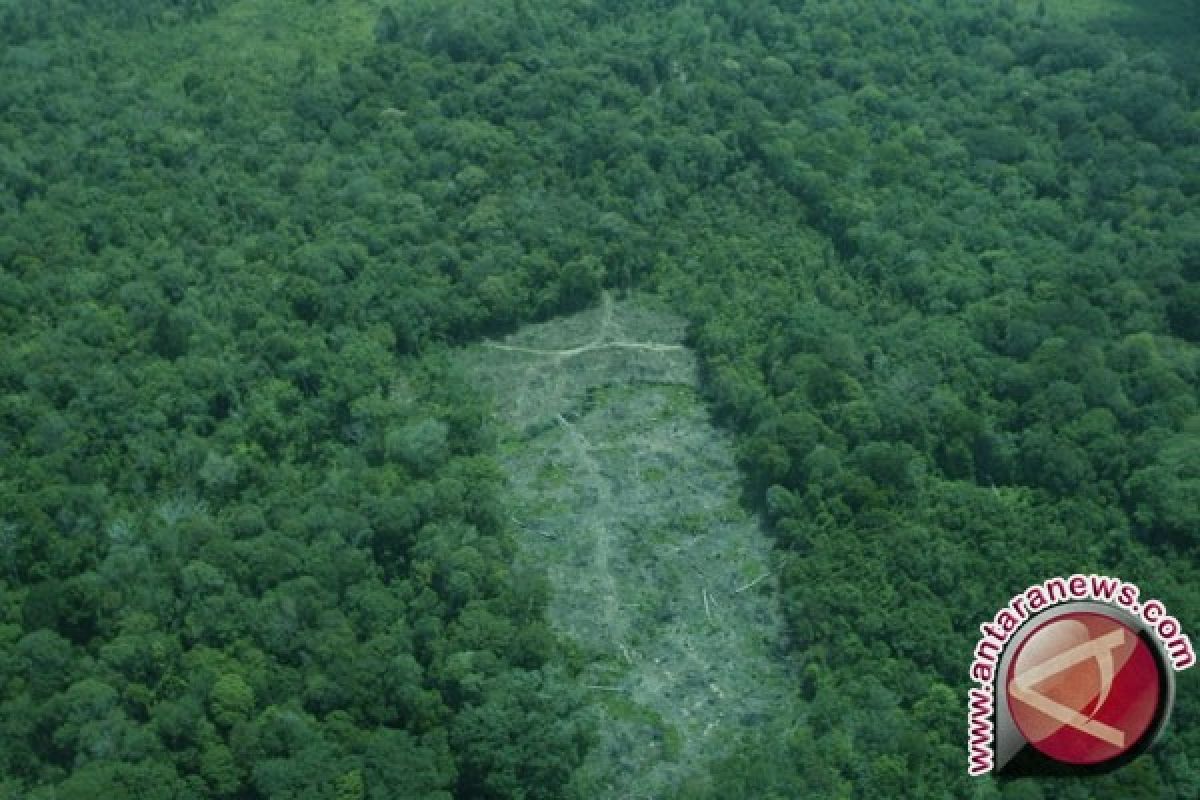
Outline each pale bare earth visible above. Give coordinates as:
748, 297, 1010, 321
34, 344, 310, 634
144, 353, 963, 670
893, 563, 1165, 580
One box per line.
460, 293, 793, 798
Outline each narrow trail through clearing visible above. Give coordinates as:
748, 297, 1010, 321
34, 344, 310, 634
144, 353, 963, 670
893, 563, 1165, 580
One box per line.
483, 292, 686, 359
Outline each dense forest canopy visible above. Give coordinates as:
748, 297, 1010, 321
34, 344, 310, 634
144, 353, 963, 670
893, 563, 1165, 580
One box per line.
1, 0, 1199, 797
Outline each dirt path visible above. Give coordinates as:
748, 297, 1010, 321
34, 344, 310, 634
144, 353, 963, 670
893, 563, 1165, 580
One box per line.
460, 293, 791, 798
483, 292, 685, 360
553, 410, 626, 656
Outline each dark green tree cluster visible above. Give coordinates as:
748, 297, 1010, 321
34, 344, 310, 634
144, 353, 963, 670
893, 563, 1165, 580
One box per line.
0, 4, 592, 799
1, 0, 225, 44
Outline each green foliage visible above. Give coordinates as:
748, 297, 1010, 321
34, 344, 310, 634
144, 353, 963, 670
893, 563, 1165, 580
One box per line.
209, 673, 255, 729
2, 0, 1199, 797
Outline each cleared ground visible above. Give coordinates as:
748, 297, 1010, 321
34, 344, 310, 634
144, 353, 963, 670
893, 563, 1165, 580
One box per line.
460, 293, 793, 798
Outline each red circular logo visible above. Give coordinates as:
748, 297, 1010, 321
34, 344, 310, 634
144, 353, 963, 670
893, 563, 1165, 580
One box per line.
1005, 612, 1162, 765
